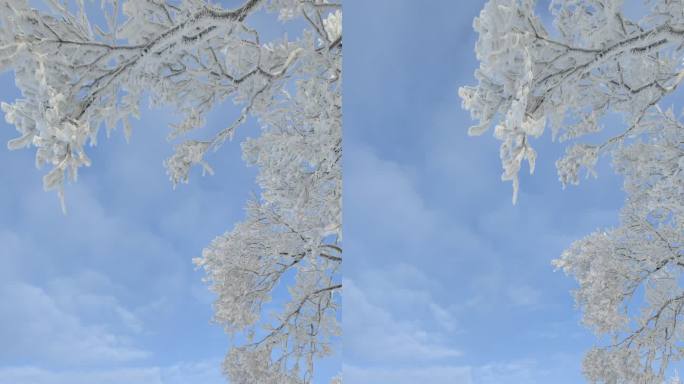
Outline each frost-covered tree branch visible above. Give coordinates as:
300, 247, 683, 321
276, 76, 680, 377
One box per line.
461, 1, 683, 382
0, 0, 341, 382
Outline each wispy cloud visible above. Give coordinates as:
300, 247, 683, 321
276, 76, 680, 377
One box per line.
343, 364, 472, 384
342, 1, 614, 380
473, 359, 548, 384
0, 359, 224, 384
344, 278, 461, 363
0, 281, 148, 364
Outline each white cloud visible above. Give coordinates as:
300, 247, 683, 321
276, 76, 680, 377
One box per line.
343, 359, 550, 384
0, 180, 190, 365
344, 146, 468, 373
0, 359, 225, 384
0, 366, 161, 384
342, 142, 561, 383
343, 278, 461, 364
473, 359, 548, 384
0, 107, 234, 377
0, 279, 148, 364
45, 270, 145, 333
355, 262, 459, 333
507, 284, 542, 307
345, 145, 439, 247
0, 60, 256, 384
344, 364, 472, 384
0, 230, 30, 281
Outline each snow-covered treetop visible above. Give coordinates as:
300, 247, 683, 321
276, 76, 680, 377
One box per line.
462, 1, 683, 382
460, 0, 684, 202
0, 1, 341, 382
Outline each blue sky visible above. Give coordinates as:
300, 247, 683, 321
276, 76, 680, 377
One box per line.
0, 65, 254, 382
0, 2, 340, 383
1, 1, 679, 384
342, 1, 637, 383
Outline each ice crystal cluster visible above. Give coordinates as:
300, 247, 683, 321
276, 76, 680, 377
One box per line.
0, 0, 341, 382
462, 0, 684, 382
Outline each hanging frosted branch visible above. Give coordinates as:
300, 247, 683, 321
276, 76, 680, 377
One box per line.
0, 1, 342, 382
462, 1, 684, 382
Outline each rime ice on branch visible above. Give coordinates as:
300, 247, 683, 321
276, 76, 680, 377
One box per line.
461, 1, 683, 382
0, 1, 341, 383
